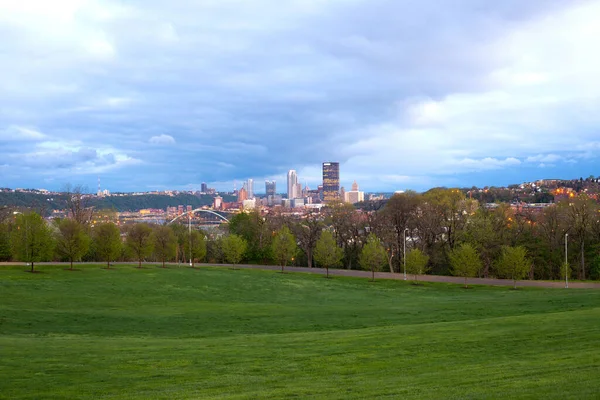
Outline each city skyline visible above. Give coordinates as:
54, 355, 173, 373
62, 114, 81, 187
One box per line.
2, 1, 600, 192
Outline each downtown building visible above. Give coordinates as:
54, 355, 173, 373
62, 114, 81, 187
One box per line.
287, 170, 298, 199
322, 162, 340, 203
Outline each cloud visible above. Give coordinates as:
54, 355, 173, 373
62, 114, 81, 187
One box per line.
149, 134, 176, 145
0, 0, 599, 191
0, 126, 46, 141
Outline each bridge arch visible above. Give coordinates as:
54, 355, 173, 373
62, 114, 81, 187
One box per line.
166, 209, 230, 224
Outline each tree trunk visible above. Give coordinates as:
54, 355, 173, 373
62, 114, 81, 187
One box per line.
138, 259, 142, 268
464, 276, 468, 289
372, 268, 375, 282
107, 259, 110, 269
514, 279, 517, 290
281, 264, 284, 273
31, 262, 34, 273
70, 259, 74, 270
580, 241, 586, 280
307, 248, 313, 268
326, 266, 329, 278
162, 259, 166, 268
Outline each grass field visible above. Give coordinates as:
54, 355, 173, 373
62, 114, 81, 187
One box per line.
1, 264, 599, 399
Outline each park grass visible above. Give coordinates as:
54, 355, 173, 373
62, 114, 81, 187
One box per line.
1, 264, 599, 399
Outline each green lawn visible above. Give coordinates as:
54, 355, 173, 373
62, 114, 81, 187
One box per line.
1, 265, 599, 399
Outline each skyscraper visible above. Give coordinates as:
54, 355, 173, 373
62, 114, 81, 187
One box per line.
287, 170, 298, 199
247, 179, 254, 199
322, 162, 340, 202
201, 182, 208, 193
265, 180, 276, 197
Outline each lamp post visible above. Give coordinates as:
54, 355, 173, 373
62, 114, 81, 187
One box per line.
403, 228, 408, 281
564, 233, 568, 289
188, 212, 192, 267
13, 211, 29, 267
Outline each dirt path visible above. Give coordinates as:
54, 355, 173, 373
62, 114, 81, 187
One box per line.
2, 262, 598, 288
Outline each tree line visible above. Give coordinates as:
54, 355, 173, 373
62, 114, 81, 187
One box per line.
2, 187, 600, 284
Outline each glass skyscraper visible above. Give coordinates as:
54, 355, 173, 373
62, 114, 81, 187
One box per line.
322, 162, 340, 202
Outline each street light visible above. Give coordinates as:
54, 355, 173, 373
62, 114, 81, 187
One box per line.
403, 228, 408, 281
188, 212, 192, 267
13, 211, 29, 267
564, 233, 569, 289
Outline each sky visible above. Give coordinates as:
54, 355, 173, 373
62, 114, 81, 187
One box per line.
2, 0, 600, 193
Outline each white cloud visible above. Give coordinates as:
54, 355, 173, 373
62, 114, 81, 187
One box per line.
149, 134, 176, 145
526, 154, 562, 163
0, 126, 46, 141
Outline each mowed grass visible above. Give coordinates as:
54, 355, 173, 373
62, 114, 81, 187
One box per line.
1, 265, 599, 399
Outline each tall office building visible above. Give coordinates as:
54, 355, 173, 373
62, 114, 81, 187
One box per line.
287, 170, 298, 199
201, 182, 208, 193
265, 180, 276, 197
322, 162, 340, 202
247, 179, 254, 199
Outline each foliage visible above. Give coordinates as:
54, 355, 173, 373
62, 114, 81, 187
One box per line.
313, 230, 344, 278
495, 246, 530, 288
271, 226, 297, 272
125, 223, 154, 268
359, 233, 387, 281
151, 225, 177, 267
221, 234, 248, 268
184, 230, 207, 267
228, 210, 272, 263
449, 243, 482, 288
92, 223, 122, 268
10, 212, 55, 271
55, 219, 91, 269
0, 222, 11, 261
405, 248, 430, 282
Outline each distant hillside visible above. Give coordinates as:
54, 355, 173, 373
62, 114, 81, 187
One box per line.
0, 192, 236, 214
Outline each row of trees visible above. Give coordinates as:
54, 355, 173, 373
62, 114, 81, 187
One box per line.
0, 212, 533, 288
3, 186, 600, 282
223, 189, 600, 281
1, 214, 247, 271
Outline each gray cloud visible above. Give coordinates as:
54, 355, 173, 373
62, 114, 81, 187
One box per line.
0, 0, 599, 191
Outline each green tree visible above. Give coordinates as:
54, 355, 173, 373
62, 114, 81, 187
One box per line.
221, 234, 247, 269
495, 246, 531, 289
10, 212, 55, 272
271, 226, 297, 272
55, 218, 91, 270
405, 248, 430, 283
313, 230, 343, 278
449, 243, 482, 288
126, 223, 154, 268
93, 222, 122, 268
0, 222, 11, 261
359, 233, 387, 281
185, 230, 207, 268
152, 225, 177, 268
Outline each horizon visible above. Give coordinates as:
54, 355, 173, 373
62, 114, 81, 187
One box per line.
2, 1, 600, 192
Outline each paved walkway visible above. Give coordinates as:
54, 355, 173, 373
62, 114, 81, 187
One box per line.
2, 262, 599, 289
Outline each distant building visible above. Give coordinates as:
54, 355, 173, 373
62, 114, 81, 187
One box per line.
242, 199, 256, 210
287, 170, 298, 199
265, 180, 276, 197
186, 205, 192, 213
213, 196, 223, 210
238, 188, 248, 202
344, 180, 365, 204
291, 198, 305, 208
201, 182, 208, 193
323, 162, 340, 202
247, 179, 254, 199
